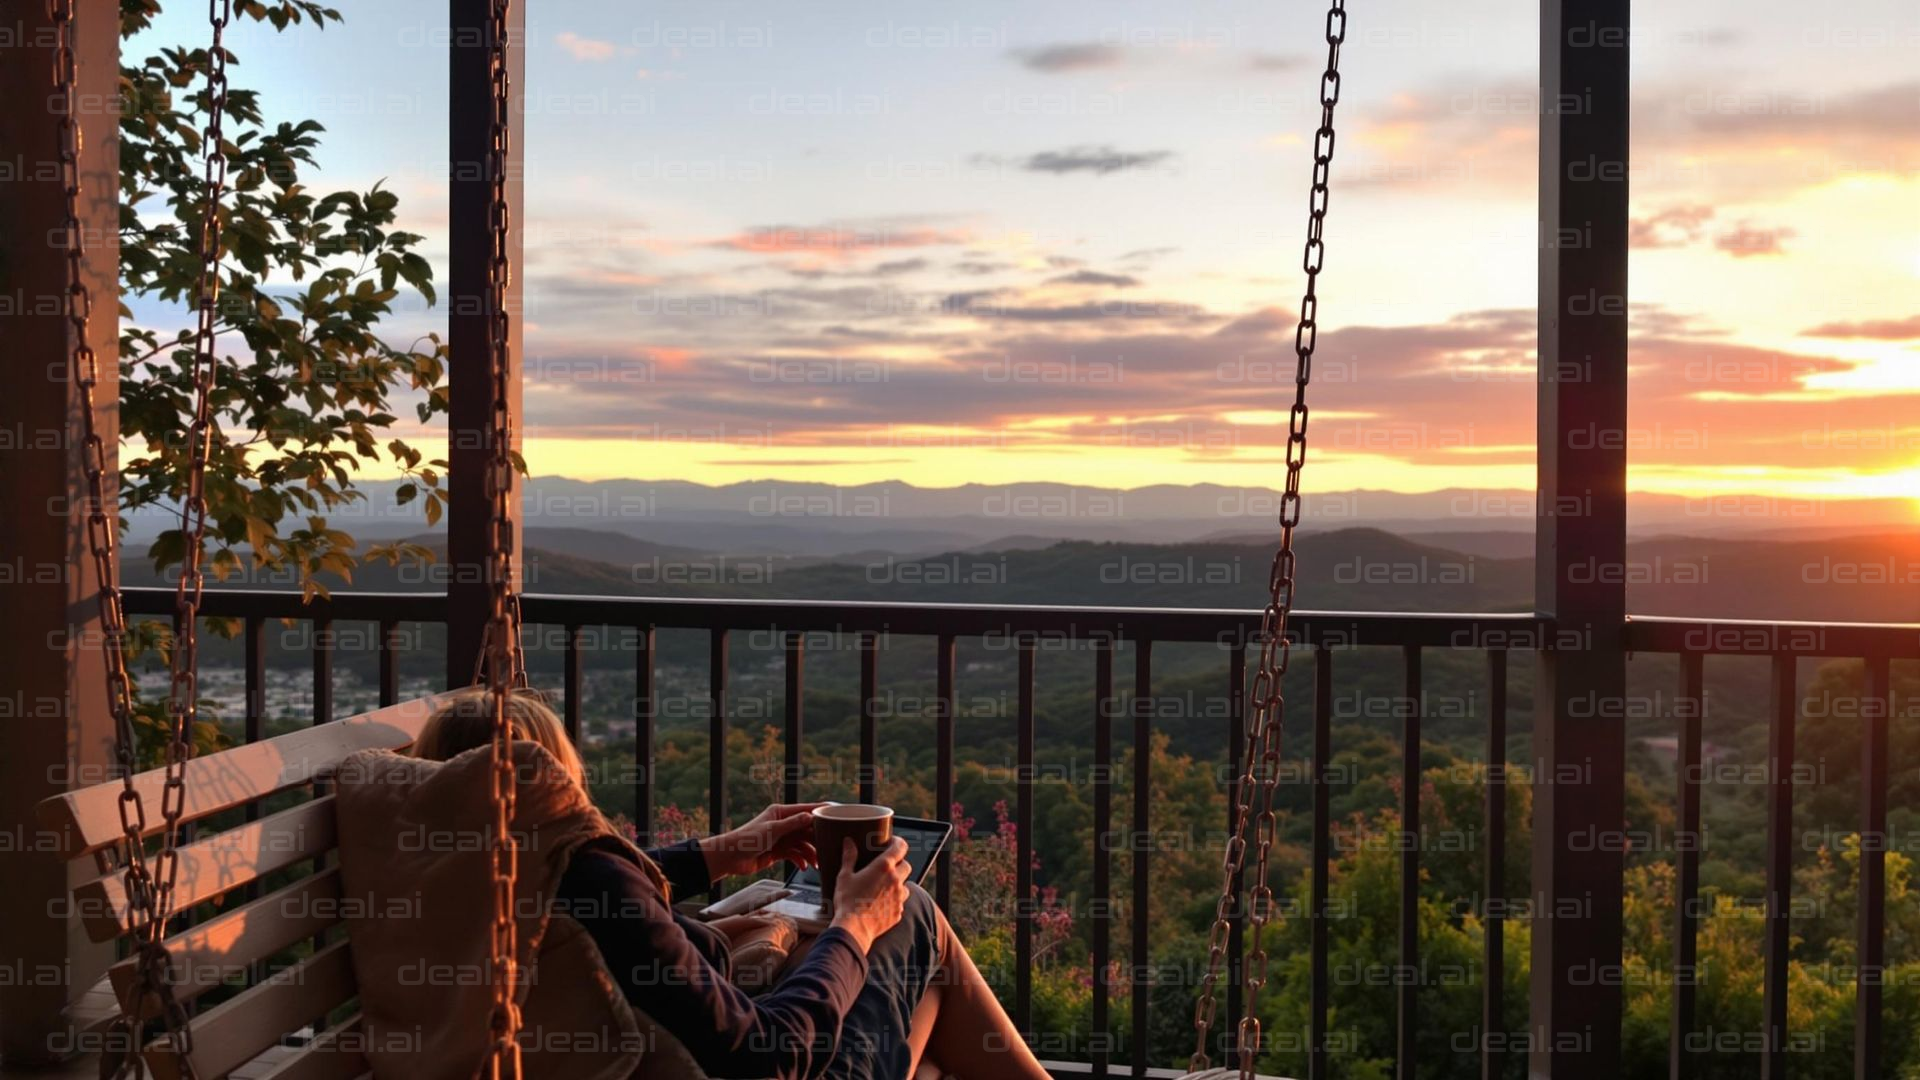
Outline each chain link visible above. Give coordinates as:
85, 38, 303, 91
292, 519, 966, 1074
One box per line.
483, 2, 525, 1076
54, 0, 225, 1074
1189, 3, 1347, 1076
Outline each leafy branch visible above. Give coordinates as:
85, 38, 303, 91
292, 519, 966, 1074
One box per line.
117, 0, 454, 602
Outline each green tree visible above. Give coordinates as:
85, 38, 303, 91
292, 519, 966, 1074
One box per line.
118, 0, 448, 598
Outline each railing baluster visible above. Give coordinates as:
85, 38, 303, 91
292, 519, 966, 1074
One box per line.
1226, 645, 1247, 1061
564, 624, 584, 743
784, 631, 804, 805
1092, 638, 1114, 1080
1482, 650, 1507, 1080
859, 632, 878, 804
378, 619, 399, 707
1399, 645, 1421, 1080
243, 616, 266, 902
935, 634, 957, 911
710, 629, 730, 846
634, 625, 657, 847
1014, 638, 1036, 1039
1857, 655, 1890, 1080
1671, 651, 1705, 1080
1762, 655, 1796, 1080
1132, 639, 1153, 1078
312, 617, 333, 726
244, 616, 265, 747
308, 616, 334, 991
1311, 644, 1333, 1080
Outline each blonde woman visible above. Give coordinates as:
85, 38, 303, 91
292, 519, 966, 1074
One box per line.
411, 690, 1049, 1080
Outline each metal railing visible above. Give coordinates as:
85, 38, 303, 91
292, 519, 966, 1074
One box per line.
121, 587, 1918, 1080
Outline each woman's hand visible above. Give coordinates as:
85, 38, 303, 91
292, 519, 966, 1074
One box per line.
701, 802, 826, 880
828, 837, 910, 953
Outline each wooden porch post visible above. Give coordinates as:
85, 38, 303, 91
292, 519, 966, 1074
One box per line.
446, 1, 525, 689
1533, 1, 1631, 1077
0, 3, 121, 1064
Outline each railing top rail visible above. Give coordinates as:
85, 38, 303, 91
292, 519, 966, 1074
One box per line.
119, 587, 1920, 657
122, 587, 1536, 647
518, 593, 1540, 646
1626, 614, 1920, 658
121, 587, 447, 623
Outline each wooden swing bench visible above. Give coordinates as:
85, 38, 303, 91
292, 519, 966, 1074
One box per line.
37, 698, 442, 1080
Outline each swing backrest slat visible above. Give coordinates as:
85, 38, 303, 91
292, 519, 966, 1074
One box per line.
37, 696, 439, 1080
73, 796, 340, 943
105, 868, 344, 1018
38, 698, 438, 856
236, 1015, 370, 1080
146, 940, 360, 1080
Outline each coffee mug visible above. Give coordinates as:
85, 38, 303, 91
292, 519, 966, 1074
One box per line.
811, 803, 894, 905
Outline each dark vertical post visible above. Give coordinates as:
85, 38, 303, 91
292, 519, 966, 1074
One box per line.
312, 619, 334, 725
1092, 639, 1114, 1080
1483, 650, 1508, 1080
1131, 640, 1153, 1078
241, 616, 267, 862
1857, 655, 1890, 1080
1670, 652, 1704, 1080
309, 615, 335, 969
1226, 646, 1247, 1056
239, 616, 267, 906
378, 619, 400, 707
245, 617, 267, 746
445, 0, 525, 688
1311, 646, 1333, 1080
1762, 656, 1796, 1080
1534, 2, 1630, 1076
784, 632, 804, 805
634, 626, 657, 846
935, 634, 957, 910
709, 629, 730, 836
1, 5, 116, 1060
564, 625, 584, 742
1399, 646, 1422, 1080
859, 633, 878, 804
1014, 639, 1036, 1039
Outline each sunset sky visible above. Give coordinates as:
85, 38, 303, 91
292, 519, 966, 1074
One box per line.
129, 1, 1920, 511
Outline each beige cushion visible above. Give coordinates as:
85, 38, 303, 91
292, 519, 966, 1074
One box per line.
333, 744, 716, 1080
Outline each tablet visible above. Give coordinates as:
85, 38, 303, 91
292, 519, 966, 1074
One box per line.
696, 814, 954, 929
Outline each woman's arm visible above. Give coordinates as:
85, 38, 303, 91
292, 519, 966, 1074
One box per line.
646, 802, 825, 897
643, 838, 717, 897
559, 845, 869, 1080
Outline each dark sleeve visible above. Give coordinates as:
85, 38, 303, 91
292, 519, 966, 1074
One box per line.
558, 847, 869, 1080
645, 837, 716, 897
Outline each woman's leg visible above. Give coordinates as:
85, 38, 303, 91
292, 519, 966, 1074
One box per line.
909, 903, 1051, 1080
821, 886, 945, 1080
805, 883, 1049, 1080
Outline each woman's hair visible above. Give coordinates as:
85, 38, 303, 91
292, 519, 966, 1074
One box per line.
411, 687, 670, 896
412, 687, 588, 787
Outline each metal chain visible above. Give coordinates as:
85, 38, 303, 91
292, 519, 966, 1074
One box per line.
482, 1, 525, 1076
54, 0, 226, 1074
1190, 3, 1347, 1076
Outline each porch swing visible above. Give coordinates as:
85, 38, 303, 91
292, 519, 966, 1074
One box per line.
35, 0, 1350, 1077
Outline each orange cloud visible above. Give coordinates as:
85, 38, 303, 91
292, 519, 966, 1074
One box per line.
708, 224, 972, 260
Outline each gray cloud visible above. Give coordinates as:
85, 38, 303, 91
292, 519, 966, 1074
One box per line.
978, 146, 1176, 176
785, 257, 931, 281
1048, 270, 1141, 288
945, 292, 1203, 323
1248, 52, 1305, 72
1009, 43, 1126, 73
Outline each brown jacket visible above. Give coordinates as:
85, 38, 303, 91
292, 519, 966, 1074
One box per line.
333, 744, 712, 1079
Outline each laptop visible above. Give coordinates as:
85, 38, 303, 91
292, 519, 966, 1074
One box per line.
697, 815, 954, 932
